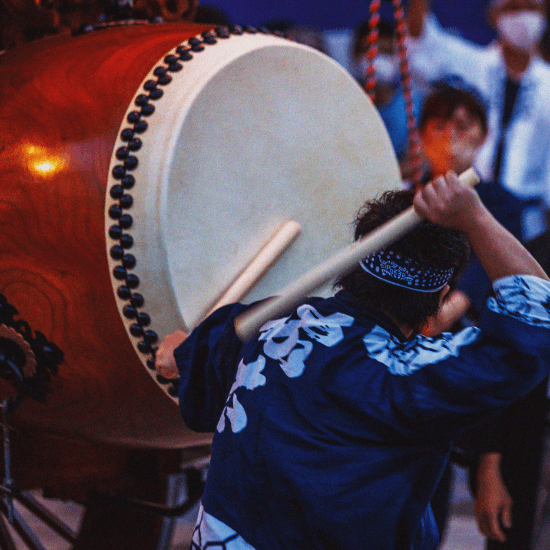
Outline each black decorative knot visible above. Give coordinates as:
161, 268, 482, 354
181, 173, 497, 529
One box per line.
215, 26, 231, 39
0, 293, 63, 403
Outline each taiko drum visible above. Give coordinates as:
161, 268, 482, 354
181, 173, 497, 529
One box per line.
0, 22, 400, 448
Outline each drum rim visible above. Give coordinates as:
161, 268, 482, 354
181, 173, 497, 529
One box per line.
104, 26, 400, 404
105, 26, 308, 403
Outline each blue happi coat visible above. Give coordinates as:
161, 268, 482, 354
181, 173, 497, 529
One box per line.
175, 275, 550, 550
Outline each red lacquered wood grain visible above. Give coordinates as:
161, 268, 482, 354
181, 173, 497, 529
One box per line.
0, 23, 213, 448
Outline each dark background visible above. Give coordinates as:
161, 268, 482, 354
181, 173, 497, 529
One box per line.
204, 0, 497, 45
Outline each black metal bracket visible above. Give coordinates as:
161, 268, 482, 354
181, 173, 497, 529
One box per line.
95, 464, 206, 518
0, 397, 77, 550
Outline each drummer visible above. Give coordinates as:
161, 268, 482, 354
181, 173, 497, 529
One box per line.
156, 172, 550, 550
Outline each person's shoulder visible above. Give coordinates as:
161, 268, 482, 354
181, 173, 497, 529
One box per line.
530, 57, 550, 83
526, 59, 550, 116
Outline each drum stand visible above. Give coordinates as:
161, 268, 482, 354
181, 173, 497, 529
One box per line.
0, 397, 78, 550
0, 373, 207, 550
0, 399, 208, 550
0, 292, 208, 549
93, 460, 206, 519
0, 292, 70, 549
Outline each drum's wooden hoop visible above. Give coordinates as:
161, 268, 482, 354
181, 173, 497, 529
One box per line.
105, 29, 401, 403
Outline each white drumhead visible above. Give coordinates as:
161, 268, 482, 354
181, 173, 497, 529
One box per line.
106, 30, 400, 397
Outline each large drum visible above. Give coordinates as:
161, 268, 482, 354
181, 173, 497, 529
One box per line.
0, 22, 400, 449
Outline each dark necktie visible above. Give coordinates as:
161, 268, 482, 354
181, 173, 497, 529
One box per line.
493, 77, 521, 184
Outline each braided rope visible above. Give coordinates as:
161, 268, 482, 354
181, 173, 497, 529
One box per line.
392, 0, 422, 188
365, 0, 380, 102
367, 0, 423, 189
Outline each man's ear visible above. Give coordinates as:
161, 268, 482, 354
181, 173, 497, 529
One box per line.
438, 284, 451, 306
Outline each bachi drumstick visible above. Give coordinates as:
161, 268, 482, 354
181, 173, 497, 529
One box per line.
206, 220, 302, 316
234, 168, 480, 341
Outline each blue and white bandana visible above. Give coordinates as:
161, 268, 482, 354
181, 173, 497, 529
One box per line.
360, 249, 454, 292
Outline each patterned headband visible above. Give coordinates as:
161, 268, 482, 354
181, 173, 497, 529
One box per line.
359, 249, 454, 292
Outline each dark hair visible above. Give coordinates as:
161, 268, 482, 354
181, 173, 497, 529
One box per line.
336, 190, 470, 333
420, 80, 488, 136
352, 18, 395, 59
194, 5, 231, 26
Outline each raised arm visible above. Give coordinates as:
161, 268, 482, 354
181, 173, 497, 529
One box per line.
406, 0, 429, 38
414, 172, 550, 282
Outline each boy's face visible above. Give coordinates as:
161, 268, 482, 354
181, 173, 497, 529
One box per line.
420, 106, 487, 177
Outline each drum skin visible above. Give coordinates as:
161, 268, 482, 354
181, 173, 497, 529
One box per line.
0, 23, 215, 448
0, 22, 400, 451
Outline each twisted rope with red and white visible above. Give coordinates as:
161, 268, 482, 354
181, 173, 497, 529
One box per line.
367, 0, 423, 189
365, 0, 381, 102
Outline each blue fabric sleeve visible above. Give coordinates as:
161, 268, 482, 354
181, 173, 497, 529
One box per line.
486, 275, 550, 331
400, 276, 550, 439
174, 302, 248, 432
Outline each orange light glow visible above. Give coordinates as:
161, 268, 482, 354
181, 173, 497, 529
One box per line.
23, 144, 67, 176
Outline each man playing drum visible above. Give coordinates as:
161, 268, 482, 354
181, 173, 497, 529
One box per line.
157, 172, 550, 550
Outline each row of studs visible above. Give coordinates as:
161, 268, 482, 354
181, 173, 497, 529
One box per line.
106, 25, 288, 397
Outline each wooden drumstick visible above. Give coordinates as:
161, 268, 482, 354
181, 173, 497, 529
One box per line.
206, 220, 302, 316
234, 168, 480, 341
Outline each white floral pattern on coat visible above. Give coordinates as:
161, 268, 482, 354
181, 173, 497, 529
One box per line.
488, 275, 550, 327
363, 325, 480, 376
191, 504, 257, 550
217, 305, 355, 434
259, 304, 354, 377
217, 356, 266, 433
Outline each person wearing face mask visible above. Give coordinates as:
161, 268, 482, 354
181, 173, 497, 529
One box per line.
417, 79, 525, 236
406, 0, 550, 242
351, 11, 422, 163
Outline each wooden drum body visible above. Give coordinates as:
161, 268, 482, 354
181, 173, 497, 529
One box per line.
0, 23, 400, 450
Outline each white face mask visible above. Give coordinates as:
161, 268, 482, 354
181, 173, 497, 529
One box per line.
497, 11, 547, 51
355, 54, 400, 85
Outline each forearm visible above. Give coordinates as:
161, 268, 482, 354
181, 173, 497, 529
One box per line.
477, 452, 502, 477
406, 0, 429, 38
414, 173, 549, 283
474, 451, 512, 542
